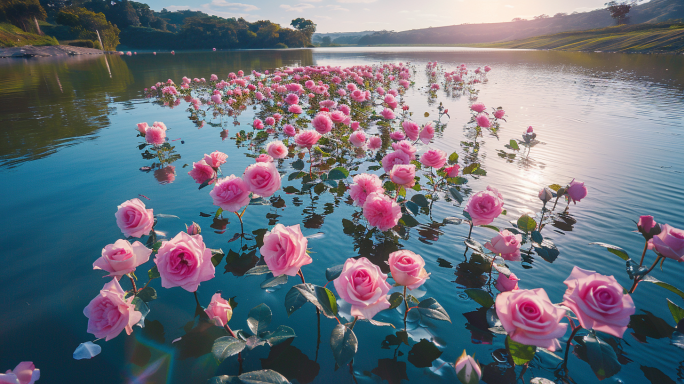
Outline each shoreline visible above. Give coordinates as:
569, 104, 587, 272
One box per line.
0, 45, 114, 58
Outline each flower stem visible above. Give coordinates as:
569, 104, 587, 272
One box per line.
234, 211, 244, 235
350, 316, 359, 331
128, 274, 138, 295
403, 286, 408, 331
297, 269, 306, 284
638, 241, 649, 267
629, 255, 663, 294
224, 324, 243, 372
467, 221, 474, 240
563, 326, 582, 369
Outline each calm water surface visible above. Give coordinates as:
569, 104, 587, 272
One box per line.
1, 47, 683, 383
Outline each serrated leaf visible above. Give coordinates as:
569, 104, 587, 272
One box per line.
506, 336, 536, 365
247, 304, 272, 335
589, 242, 629, 261
464, 288, 494, 308
416, 298, 451, 322
264, 325, 296, 346
260, 274, 288, 289
330, 324, 358, 366
148, 265, 160, 280
212, 337, 246, 362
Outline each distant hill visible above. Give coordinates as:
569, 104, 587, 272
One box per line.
356, 0, 684, 45
313, 31, 376, 45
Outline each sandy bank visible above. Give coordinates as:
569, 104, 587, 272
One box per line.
0, 45, 112, 58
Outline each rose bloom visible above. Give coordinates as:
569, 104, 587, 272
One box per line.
284, 93, 299, 105
496, 272, 519, 292
381, 150, 410, 173
256, 154, 274, 163
154, 166, 176, 184
388, 250, 429, 290
253, 119, 265, 130
295, 130, 322, 149
243, 161, 281, 197
363, 192, 402, 231
649, 224, 684, 261
93, 239, 152, 279
266, 140, 288, 159
288, 104, 303, 114
338, 104, 351, 115
389, 164, 416, 188
392, 140, 417, 160
188, 160, 217, 185
210, 175, 251, 212
203, 151, 228, 168
419, 123, 434, 144
83, 279, 142, 341
349, 131, 367, 148
283, 124, 297, 136
485, 230, 523, 261
494, 109, 506, 119
155, 232, 215, 292
562, 267, 635, 338
145, 125, 166, 146
330, 110, 346, 124
265, 117, 276, 126
312, 112, 333, 134
137, 122, 148, 135
389, 131, 406, 141
566, 179, 587, 204
333, 257, 392, 319
381, 108, 396, 120
260, 224, 311, 276
349, 173, 383, 207
470, 102, 486, 113
402, 121, 420, 141
205, 292, 233, 327
420, 148, 447, 169
464, 186, 504, 226
115, 198, 154, 238
368, 136, 382, 150
0, 362, 40, 384
476, 113, 491, 128
495, 288, 568, 351
445, 164, 460, 178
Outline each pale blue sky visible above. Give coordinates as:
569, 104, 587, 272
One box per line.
146, 0, 644, 33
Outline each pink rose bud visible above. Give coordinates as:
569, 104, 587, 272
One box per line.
566, 179, 587, 204
495, 272, 519, 292
205, 292, 233, 327
648, 224, 684, 261
137, 122, 149, 135
84, 279, 142, 341
333, 257, 392, 319
637, 215, 661, 240
495, 288, 568, 351
187, 222, 201, 235
526, 126, 534, 133
561, 267, 635, 338
464, 186, 504, 226
363, 192, 402, 231
485, 230, 523, 261
387, 250, 429, 290
1, 361, 40, 384
455, 350, 481, 384
93, 239, 152, 279
115, 198, 154, 238
155, 232, 215, 292
261, 224, 311, 276
538, 187, 554, 203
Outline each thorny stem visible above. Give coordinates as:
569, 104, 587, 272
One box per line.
629, 255, 663, 294
128, 274, 138, 295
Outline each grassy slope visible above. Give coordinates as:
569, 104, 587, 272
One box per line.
478, 23, 684, 53
0, 23, 59, 47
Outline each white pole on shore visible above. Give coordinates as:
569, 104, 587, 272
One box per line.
96, 30, 105, 52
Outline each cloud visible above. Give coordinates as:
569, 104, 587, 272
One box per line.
300, 0, 322, 2
280, 3, 316, 12
505, 4, 514, 8
337, 0, 377, 3
209, 0, 259, 11
326, 4, 349, 11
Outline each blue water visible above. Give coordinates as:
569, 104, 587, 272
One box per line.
1, 47, 683, 383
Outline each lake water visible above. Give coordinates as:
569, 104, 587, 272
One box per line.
1, 47, 683, 384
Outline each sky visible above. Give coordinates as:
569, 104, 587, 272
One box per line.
143, 0, 643, 33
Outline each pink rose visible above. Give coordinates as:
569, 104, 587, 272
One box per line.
363, 192, 402, 231
267, 140, 288, 159
562, 267, 635, 338
388, 250, 429, 290
538, 187, 553, 203
402, 121, 420, 141
210, 175, 251, 212
333, 257, 392, 319
253, 119, 265, 130
420, 148, 447, 169
145, 125, 166, 146
256, 154, 274, 163
295, 130, 322, 149
205, 292, 233, 327
154, 166, 176, 184
389, 164, 416, 188
648, 224, 684, 261
476, 113, 491, 128
495, 288, 568, 351
330, 110, 346, 124
283, 124, 297, 136
265, 117, 276, 126
288, 104, 303, 114
470, 102, 486, 113
389, 131, 406, 141
260, 224, 311, 276
155, 232, 215, 292
0, 362, 40, 384
312, 112, 333, 134
381, 108, 396, 120
464, 186, 504, 226
485, 230, 522, 261
349, 131, 366, 148
188, 160, 217, 185
203, 151, 228, 168
137, 122, 148, 135
152, 121, 167, 131
392, 140, 416, 160
419, 123, 434, 144
494, 109, 505, 119
187, 222, 201, 235
566, 179, 587, 204
526, 126, 534, 133
381, 150, 410, 173
495, 273, 519, 292
349, 173, 384, 207
285, 93, 299, 105
243, 161, 281, 197
637, 215, 657, 234
368, 136, 382, 150
93, 239, 152, 279
83, 279, 142, 341
115, 198, 154, 238
445, 164, 460, 178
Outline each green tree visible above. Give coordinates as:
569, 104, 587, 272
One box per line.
56, 7, 120, 49
290, 17, 315, 44
320, 36, 331, 46
605, 1, 637, 25
1, 0, 47, 31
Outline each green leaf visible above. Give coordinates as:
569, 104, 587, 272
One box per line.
288, 171, 306, 181
212, 337, 246, 363
400, 214, 419, 227
584, 332, 621, 380
292, 159, 305, 170
288, 284, 338, 319
214, 207, 223, 219
315, 286, 339, 318
136, 287, 157, 302
282, 186, 299, 194
509, 139, 520, 151
480, 224, 499, 232
589, 242, 629, 261
531, 230, 543, 243
462, 163, 481, 175
388, 292, 404, 310
260, 274, 288, 289
464, 238, 484, 252
448, 152, 459, 165
397, 186, 406, 198
630, 310, 676, 339
464, 288, 494, 308
210, 249, 225, 267
314, 182, 326, 195
148, 265, 160, 280
548, 184, 563, 192
516, 214, 537, 232
642, 276, 684, 300
448, 187, 464, 203
667, 299, 684, 324
329, 167, 349, 178
245, 265, 271, 275
416, 298, 451, 322
238, 370, 290, 384
330, 324, 358, 366
326, 265, 344, 281
284, 285, 308, 317
506, 336, 536, 365
384, 181, 396, 192
264, 325, 296, 346
405, 201, 420, 216
247, 304, 272, 335
152, 241, 163, 251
